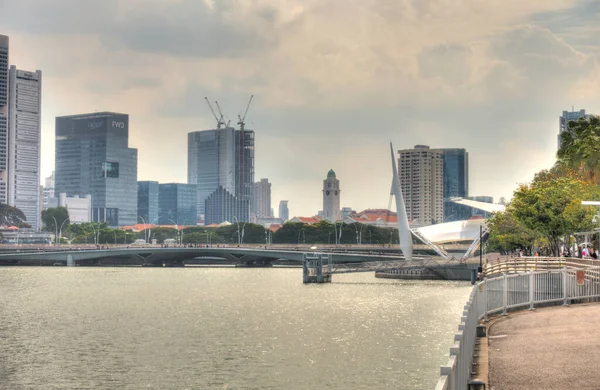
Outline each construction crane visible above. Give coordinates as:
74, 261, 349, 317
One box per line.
214, 100, 230, 129
237, 94, 254, 131
205, 97, 225, 129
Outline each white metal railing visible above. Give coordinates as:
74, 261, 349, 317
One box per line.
434, 266, 600, 389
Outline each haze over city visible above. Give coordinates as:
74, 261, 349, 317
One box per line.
1, 0, 599, 217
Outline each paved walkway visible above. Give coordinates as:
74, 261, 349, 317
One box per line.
489, 303, 600, 389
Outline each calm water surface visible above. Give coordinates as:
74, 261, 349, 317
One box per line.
0, 267, 471, 389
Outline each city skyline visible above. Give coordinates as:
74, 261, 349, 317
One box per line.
2, 1, 600, 218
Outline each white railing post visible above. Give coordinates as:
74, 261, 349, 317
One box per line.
529, 270, 535, 310
502, 273, 508, 315
563, 267, 569, 306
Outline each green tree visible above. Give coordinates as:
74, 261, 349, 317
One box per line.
41, 207, 70, 241
486, 209, 538, 255
557, 115, 600, 184
0, 203, 28, 227
510, 168, 600, 255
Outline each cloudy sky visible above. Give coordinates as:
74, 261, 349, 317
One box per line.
2, 0, 599, 218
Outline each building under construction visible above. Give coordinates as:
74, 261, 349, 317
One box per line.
187, 96, 255, 225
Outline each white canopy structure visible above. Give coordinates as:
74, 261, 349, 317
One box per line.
448, 197, 506, 213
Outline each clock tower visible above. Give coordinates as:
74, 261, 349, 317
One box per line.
322, 169, 341, 222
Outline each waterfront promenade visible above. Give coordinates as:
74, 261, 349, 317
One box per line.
488, 303, 600, 389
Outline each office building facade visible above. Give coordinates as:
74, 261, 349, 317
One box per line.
322, 169, 341, 222
55, 112, 138, 227
138, 181, 159, 225
398, 145, 444, 226
279, 200, 289, 222
440, 148, 469, 222
158, 183, 197, 226
558, 109, 591, 149
252, 178, 271, 219
0, 35, 9, 204
43, 171, 54, 209
46, 193, 92, 223
188, 127, 254, 225
8, 67, 42, 230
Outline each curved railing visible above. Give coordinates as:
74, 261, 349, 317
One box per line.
435, 265, 600, 389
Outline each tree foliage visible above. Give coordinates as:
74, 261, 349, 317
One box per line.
0, 203, 28, 228
509, 168, 600, 255
486, 209, 537, 255
557, 115, 600, 184
41, 207, 70, 232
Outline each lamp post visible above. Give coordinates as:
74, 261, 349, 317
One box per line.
138, 216, 147, 243
58, 218, 70, 247
51, 216, 58, 246
233, 216, 240, 245
147, 217, 159, 245
167, 219, 179, 246
90, 223, 98, 245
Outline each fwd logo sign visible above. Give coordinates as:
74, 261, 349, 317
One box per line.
112, 121, 125, 128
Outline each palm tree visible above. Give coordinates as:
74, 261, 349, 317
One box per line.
0, 203, 27, 227
557, 116, 600, 184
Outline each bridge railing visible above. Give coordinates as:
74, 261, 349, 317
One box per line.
434, 265, 600, 389
483, 257, 600, 278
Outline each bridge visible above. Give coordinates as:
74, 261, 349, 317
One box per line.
0, 246, 419, 267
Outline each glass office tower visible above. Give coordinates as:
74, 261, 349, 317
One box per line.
158, 183, 197, 226
138, 181, 159, 224
55, 112, 138, 227
188, 127, 254, 224
440, 148, 469, 222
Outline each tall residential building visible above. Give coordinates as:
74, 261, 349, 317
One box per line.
278, 200, 289, 222
137, 181, 159, 224
322, 169, 341, 222
158, 183, 197, 226
252, 178, 271, 219
8, 67, 42, 230
55, 112, 138, 227
558, 109, 591, 149
188, 127, 254, 225
43, 171, 55, 209
398, 145, 443, 226
0, 35, 9, 204
439, 148, 469, 222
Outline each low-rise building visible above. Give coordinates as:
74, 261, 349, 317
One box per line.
47, 193, 92, 223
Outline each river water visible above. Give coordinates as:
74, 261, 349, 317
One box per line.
0, 267, 471, 389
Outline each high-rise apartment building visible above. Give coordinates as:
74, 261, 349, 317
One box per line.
0, 35, 9, 204
8, 67, 42, 230
278, 200, 289, 222
252, 178, 271, 219
439, 148, 469, 222
137, 181, 159, 224
188, 127, 254, 225
558, 109, 591, 149
158, 183, 197, 226
398, 145, 444, 226
322, 169, 341, 222
55, 112, 138, 227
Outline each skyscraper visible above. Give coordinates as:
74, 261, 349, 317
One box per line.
278, 200, 289, 222
55, 112, 138, 227
0, 35, 9, 204
43, 171, 54, 209
398, 145, 444, 226
322, 169, 341, 222
188, 127, 254, 225
558, 109, 591, 149
158, 183, 197, 226
8, 67, 42, 230
252, 178, 271, 219
439, 148, 469, 222
137, 181, 159, 224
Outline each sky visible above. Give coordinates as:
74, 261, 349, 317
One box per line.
1, 0, 600, 218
